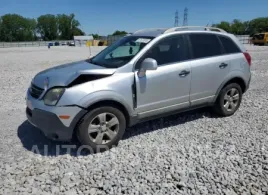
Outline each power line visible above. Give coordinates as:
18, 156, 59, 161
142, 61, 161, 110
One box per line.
174, 10, 179, 27
183, 7, 188, 26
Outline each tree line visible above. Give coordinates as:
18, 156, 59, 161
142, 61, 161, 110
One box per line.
0, 13, 85, 42
91, 31, 128, 39
212, 17, 268, 35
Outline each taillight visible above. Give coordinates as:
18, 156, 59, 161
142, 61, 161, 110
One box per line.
243, 52, 251, 66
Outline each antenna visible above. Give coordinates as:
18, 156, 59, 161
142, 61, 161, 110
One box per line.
174, 10, 179, 27
183, 7, 188, 26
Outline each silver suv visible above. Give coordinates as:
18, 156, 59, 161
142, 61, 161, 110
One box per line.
26, 26, 251, 151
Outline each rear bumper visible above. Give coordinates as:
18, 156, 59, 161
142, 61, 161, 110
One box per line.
26, 107, 87, 141
245, 72, 251, 92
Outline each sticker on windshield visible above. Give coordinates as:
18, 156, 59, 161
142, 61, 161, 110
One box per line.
135, 38, 151, 43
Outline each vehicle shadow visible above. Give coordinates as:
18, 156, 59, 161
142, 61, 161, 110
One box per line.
17, 107, 218, 157
123, 107, 218, 140
17, 122, 85, 157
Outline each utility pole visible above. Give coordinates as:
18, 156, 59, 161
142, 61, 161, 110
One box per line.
183, 7, 188, 26
174, 10, 179, 27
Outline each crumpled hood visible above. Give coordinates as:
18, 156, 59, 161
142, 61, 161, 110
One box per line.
32, 60, 116, 88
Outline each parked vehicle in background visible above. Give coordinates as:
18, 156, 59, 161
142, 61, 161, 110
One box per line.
48, 42, 53, 47
251, 32, 268, 45
54, 42, 60, 46
26, 26, 251, 152
68, 41, 75, 46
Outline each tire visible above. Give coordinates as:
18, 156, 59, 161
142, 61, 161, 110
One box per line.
213, 83, 242, 117
77, 106, 126, 153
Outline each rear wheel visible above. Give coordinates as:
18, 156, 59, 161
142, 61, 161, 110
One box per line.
213, 83, 242, 116
77, 106, 126, 152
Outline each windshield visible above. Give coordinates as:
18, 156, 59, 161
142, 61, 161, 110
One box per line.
88, 36, 153, 68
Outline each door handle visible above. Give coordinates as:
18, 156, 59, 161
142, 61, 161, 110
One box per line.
219, 63, 228, 69
179, 70, 190, 77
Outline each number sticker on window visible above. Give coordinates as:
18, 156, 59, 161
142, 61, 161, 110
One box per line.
135, 38, 151, 43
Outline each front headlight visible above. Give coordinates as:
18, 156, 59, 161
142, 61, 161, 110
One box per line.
43, 88, 65, 106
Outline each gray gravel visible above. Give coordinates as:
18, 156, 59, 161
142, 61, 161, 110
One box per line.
0, 45, 268, 195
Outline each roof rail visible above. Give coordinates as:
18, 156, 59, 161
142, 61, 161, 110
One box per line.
164, 26, 226, 34
133, 28, 167, 34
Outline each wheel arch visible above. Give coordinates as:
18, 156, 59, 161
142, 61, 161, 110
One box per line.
214, 76, 247, 102
72, 99, 132, 140
85, 100, 131, 127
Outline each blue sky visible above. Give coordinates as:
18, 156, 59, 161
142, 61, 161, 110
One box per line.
0, 0, 267, 35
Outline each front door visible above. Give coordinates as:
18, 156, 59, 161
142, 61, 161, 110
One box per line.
134, 35, 192, 118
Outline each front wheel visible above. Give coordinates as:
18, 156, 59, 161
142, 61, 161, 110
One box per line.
77, 106, 126, 152
213, 83, 242, 116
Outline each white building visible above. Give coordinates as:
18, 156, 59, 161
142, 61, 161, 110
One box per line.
73, 35, 93, 46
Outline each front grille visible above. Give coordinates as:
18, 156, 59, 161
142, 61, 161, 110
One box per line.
29, 83, 44, 99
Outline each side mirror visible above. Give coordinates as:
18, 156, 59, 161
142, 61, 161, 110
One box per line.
138, 58, 158, 77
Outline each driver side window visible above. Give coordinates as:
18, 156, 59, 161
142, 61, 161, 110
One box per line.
136, 35, 190, 69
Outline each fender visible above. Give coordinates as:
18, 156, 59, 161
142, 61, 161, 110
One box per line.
213, 70, 248, 102
78, 90, 135, 116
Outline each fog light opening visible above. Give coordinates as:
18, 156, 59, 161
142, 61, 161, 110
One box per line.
50, 133, 59, 140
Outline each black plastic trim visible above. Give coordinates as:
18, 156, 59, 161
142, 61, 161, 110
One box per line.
26, 107, 87, 141
129, 103, 210, 127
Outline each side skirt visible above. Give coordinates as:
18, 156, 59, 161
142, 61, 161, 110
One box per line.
129, 102, 212, 127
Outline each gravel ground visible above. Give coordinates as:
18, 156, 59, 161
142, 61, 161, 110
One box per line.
0, 45, 267, 195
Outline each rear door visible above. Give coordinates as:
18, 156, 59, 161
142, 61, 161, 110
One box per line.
134, 35, 192, 118
188, 33, 231, 106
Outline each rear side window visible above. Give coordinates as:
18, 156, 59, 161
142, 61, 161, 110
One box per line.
219, 36, 241, 54
189, 33, 223, 59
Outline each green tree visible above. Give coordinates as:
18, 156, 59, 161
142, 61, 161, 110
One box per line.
0, 18, 2, 41
57, 13, 84, 40
91, 34, 100, 39
212, 21, 231, 32
73, 27, 85, 36
230, 19, 245, 35
248, 17, 268, 36
37, 14, 58, 41
0, 14, 36, 41
112, 30, 128, 36
212, 17, 268, 35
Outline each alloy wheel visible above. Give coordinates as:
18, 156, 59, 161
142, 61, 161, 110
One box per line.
223, 88, 240, 112
88, 112, 119, 144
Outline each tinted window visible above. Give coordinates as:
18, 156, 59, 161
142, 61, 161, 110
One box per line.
189, 34, 223, 59
219, 36, 241, 54
137, 35, 190, 67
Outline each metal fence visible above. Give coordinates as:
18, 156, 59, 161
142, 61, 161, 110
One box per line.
107, 35, 125, 46
0, 34, 252, 48
236, 35, 251, 44
0, 40, 72, 48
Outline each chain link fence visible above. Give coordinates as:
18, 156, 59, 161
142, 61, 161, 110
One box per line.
107, 35, 125, 46
236, 35, 251, 44
0, 40, 72, 48
0, 35, 252, 48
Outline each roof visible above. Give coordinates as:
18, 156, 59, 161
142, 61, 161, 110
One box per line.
132, 26, 226, 37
